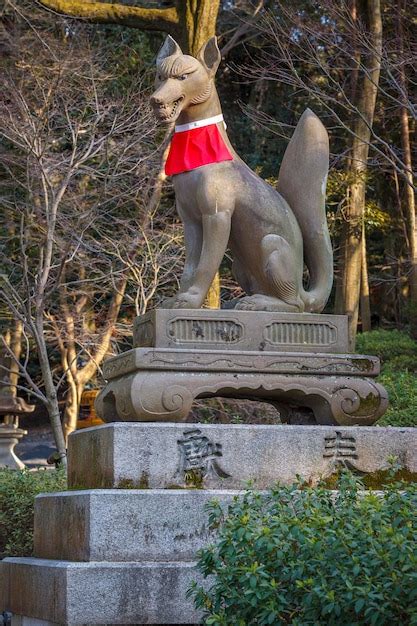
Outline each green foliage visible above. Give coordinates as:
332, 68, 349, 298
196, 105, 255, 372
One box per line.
377, 370, 417, 427
356, 330, 417, 427
356, 330, 417, 367
0, 468, 67, 558
190, 473, 417, 625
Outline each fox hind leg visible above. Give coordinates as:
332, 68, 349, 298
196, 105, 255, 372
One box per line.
235, 234, 304, 312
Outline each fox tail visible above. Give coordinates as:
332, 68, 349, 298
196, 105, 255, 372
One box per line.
277, 108, 333, 313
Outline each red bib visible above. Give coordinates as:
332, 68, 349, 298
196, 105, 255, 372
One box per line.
165, 124, 233, 176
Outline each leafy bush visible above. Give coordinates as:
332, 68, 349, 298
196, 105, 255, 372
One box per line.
356, 329, 417, 370
0, 468, 67, 558
190, 474, 417, 625
377, 369, 417, 427
356, 330, 417, 427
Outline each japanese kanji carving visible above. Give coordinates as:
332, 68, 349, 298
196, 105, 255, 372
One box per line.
177, 428, 230, 480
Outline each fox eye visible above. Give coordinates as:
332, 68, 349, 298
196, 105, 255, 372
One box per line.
178, 74, 188, 81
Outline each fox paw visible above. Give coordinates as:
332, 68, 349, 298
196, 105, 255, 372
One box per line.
235, 295, 302, 313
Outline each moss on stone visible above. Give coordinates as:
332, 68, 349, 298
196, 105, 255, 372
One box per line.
321, 467, 417, 489
184, 469, 204, 489
116, 471, 150, 489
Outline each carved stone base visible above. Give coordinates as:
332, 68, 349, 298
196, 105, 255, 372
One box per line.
96, 310, 388, 426
96, 357, 389, 428
133, 308, 350, 353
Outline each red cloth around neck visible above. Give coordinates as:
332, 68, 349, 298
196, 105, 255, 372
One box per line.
165, 123, 233, 176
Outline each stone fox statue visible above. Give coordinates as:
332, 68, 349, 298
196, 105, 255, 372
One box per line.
150, 35, 333, 313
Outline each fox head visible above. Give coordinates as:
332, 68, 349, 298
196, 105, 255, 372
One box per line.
150, 35, 221, 123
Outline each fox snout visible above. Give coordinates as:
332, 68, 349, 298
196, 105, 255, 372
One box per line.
150, 85, 185, 123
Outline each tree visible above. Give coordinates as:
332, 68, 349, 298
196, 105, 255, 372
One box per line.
396, 0, 416, 336
336, 0, 382, 348
38, 0, 223, 307
0, 5, 176, 446
38, 0, 220, 55
240, 0, 415, 344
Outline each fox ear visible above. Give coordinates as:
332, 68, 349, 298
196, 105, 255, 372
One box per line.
197, 36, 221, 76
157, 35, 182, 65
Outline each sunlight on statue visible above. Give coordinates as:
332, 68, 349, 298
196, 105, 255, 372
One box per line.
150, 35, 333, 313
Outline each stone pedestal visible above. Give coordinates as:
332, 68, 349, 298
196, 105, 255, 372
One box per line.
67, 423, 417, 490
0, 311, 395, 624
2, 423, 416, 624
95, 309, 388, 426
0, 425, 27, 469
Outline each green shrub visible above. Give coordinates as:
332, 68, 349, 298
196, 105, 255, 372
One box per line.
356, 329, 417, 369
377, 369, 417, 427
356, 330, 417, 427
0, 468, 67, 558
190, 473, 417, 625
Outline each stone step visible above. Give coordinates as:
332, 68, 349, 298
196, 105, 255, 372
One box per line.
1, 558, 202, 625
34, 490, 235, 563
68, 423, 417, 490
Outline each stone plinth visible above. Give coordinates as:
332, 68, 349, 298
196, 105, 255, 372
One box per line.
33, 489, 236, 562
133, 309, 349, 353
95, 309, 388, 426
1, 558, 203, 625
2, 422, 417, 624
67, 423, 417, 490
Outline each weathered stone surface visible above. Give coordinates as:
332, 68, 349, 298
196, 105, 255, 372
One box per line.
11, 617, 59, 626
34, 489, 236, 562
134, 309, 349, 353
1, 558, 203, 625
68, 423, 417, 490
103, 347, 379, 381
95, 368, 388, 425
97, 310, 388, 425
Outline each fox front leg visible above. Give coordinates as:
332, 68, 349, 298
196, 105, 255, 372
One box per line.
171, 211, 231, 309
179, 219, 203, 293
161, 216, 202, 308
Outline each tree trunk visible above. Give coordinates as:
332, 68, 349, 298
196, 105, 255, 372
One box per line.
38, 0, 220, 55
178, 0, 220, 54
35, 316, 67, 466
397, 0, 417, 337
0, 319, 23, 398
204, 271, 220, 309
60, 278, 127, 441
9, 319, 23, 396
63, 383, 83, 442
337, 0, 382, 350
360, 223, 371, 332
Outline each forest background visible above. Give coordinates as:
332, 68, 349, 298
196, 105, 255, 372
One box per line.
0, 0, 416, 462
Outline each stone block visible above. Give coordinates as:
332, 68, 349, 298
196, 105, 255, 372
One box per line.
34, 489, 236, 562
102, 347, 380, 381
1, 558, 203, 625
133, 309, 349, 353
68, 423, 417, 490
